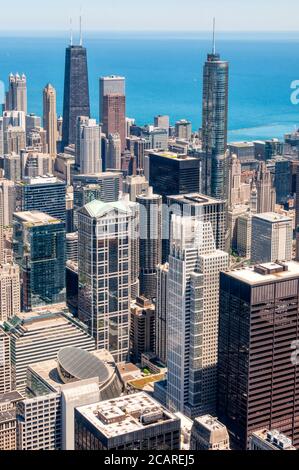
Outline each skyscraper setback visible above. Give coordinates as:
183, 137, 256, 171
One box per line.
202, 28, 229, 200
100, 76, 126, 153
62, 39, 90, 148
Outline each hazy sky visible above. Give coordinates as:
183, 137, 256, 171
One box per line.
1, 0, 299, 32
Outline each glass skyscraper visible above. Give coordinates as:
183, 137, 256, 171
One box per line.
202, 48, 229, 200
13, 211, 66, 311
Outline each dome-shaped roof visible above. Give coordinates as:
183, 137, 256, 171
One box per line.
57, 347, 110, 384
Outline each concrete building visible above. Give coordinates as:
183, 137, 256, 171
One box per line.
155, 263, 169, 365
256, 162, 276, 213
0, 330, 12, 394
218, 261, 299, 448
3, 152, 21, 182
229, 155, 251, 206
78, 198, 139, 362
236, 213, 252, 259
190, 415, 230, 450
75, 392, 181, 450
130, 296, 155, 364
167, 217, 229, 418
78, 119, 102, 174
100, 76, 126, 153
175, 119, 192, 141
0, 264, 20, 321
2, 305, 95, 394
20, 150, 52, 179
154, 115, 170, 133
6, 73, 27, 114
0, 178, 16, 226
4, 127, 26, 155
73, 172, 121, 205
66, 232, 78, 263
106, 133, 121, 171
251, 213, 292, 265
249, 429, 296, 451
123, 175, 149, 202
0, 391, 23, 450
43, 84, 58, 158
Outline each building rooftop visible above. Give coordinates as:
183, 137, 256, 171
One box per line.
21, 175, 64, 185
167, 193, 225, 205
251, 429, 296, 450
194, 415, 227, 433
227, 261, 299, 286
13, 211, 62, 226
75, 392, 179, 439
0, 391, 23, 406
252, 212, 292, 223
82, 198, 135, 218
150, 151, 197, 161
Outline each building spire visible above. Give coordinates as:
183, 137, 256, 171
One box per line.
79, 12, 83, 46
70, 18, 73, 46
212, 17, 216, 54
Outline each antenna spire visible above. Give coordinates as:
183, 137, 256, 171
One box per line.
79, 12, 83, 46
70, 18, 73, 46
212, 17, 216, 54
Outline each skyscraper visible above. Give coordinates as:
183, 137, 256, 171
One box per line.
13, 211, 66, 311
0, 264, 21, 322
136, 187, 162, 300
78, 119, 102, 174
105, 133, 122, 170
6, 74, 27, 115
0, 330, 12, 395
155, 263, 169, 365
100, 76, 126, 153
166, 216, 228, 418
62, 38, 90, 148
0, 187, 4, 266
256, 161, 276, 213
251, 213, 293, 265
218, 261, 299, 449
43, 84, 58, 158
202, 24, 229, 200
77, 198, 139, 362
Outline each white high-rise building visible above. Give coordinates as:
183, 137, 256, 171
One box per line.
251, 212, 293, 265
167, 216, 229, 418
79, 119, 102, 174
6, 74, 27, 115
106, 133, 121, 171
78, 197, 139, 362
0, 264, 21, 322
0, 329, 12, 394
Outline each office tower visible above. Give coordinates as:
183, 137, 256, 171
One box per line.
75, 393, 181, 450
251, 213, 292, 264
78, 198, 139, 362
254, 139, 283, 161
296, 165, 299, 261
249, 430, 296, 451
0, 264, 20, 321
43, 84, 58, 158
123, 175, 149, 202
78, 119, 102, 174
75, 116, 89, 167
3, 153, 21, 182
20, 151, 52, 179
130, 296, 155, 364
66, 232, 78, 263
256, 162, 276, 213
228, 142, 255, 161
62, 41, 90, 148
218, 261, 299, 449
0, 330, 12, 394
275, 158, 291, 205
190, 415, 230, 450
141, 126, 168, 151
2, 306, 95, 393
73, 172, 121, 204
147, 151, 201, 202
13, 211, 66, 311
137, 187, 162, 300
0, 178, 16, 226
16, 176, 66, 223
167, 217, 229, 418
16, 348, 123, 450
106, 133, 121, 170
125, 117, 135, 138
0, 117, 3, 157
155, 263, 169, 365
54, 152, 75, 185
4, 127, 26, 155
100, 76, 126, 153
0, 391, 23, 450
2, 110, 25, 132
236, 213, 252, 259
6, 74, 27, 114
175, 119, 192, 141
154, 115, 170, 133
26, 126, 48, 153
26, 113, 41, 137
126, 136, 151, 171
229, 155, 251, 206
202, 32, 229, 200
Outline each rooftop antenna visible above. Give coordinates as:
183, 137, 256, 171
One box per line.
79, 10, 83, 46
212, 17, 216, 54
70, 18, 73, 46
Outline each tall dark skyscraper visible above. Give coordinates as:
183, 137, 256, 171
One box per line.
202, 22, 229, 200
62, 31, 90, 148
